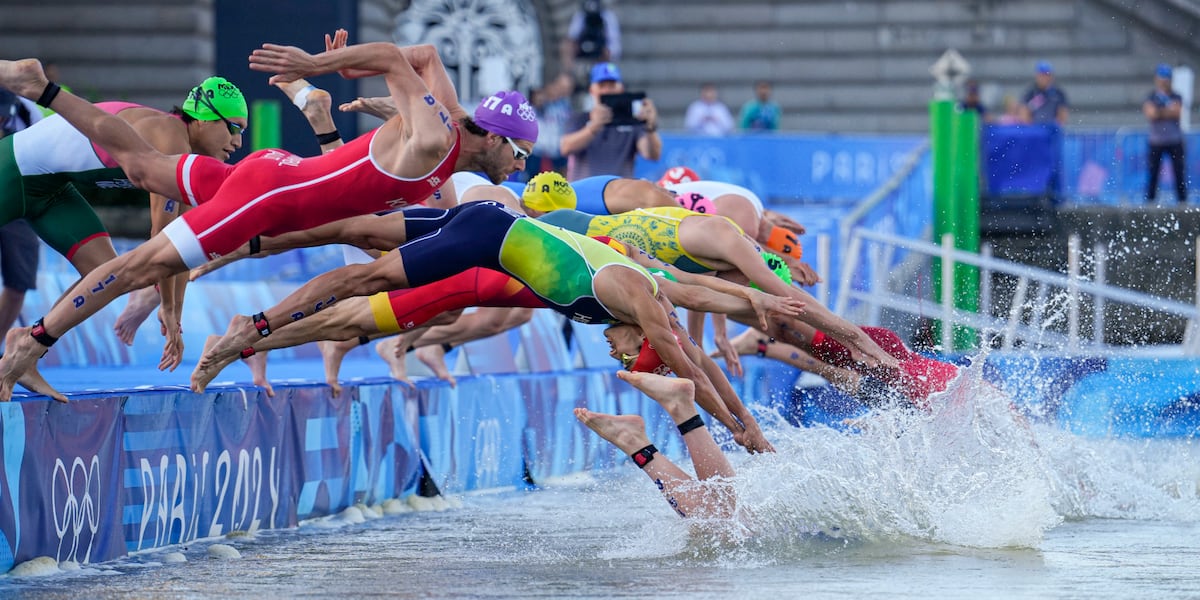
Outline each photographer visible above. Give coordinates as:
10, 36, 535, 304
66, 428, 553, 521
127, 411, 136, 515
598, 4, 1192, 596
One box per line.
560, 62, 660, 181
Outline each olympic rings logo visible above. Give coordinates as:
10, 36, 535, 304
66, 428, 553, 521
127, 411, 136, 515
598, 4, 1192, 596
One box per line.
52, 455, 101, 564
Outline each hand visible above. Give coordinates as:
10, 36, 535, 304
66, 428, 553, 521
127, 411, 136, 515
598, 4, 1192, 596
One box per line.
735, 418, 775, 454
763, 210, 806, 235
713, 333, 743, 378
587, 103, 613, 131
787, 260, 821, 287
250, 43, 319, 85
747, 289, 805, 330
339, 96, 399, 120
324, 28, 349, 52
322, 29, 377, 80
189, 244, 249, 281
637, 98, 658, 129
157, 310, 184, 372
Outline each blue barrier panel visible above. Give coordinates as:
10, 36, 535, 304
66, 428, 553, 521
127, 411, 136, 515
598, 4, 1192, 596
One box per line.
353, 384, 422, 504
634, 133, 926, 202
7, 398, 126, 566
981, 124, 1062, 198
417, 377, 531, 494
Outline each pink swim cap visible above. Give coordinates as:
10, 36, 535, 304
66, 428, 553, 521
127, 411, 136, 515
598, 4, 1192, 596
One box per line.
675, 191, 715, 215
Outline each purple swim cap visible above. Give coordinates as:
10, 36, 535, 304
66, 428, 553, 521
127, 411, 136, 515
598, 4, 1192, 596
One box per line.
474, 90, 539, 143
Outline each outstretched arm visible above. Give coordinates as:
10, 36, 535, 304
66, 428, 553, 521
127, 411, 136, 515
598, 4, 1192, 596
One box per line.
250, 37, 466, 123
190, 212, 410, 280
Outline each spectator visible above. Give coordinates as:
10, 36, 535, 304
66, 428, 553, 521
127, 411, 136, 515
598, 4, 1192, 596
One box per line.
959, 79, 986, 120
560, 0, 621, 91
1143, 63, 1187, 203
0, 88, 42, 346
560, 62, 660, 181
1020, 61, 1069, 125
684, 83, 734, 136
995, 94, 1023, 125
524, 73, 575, 181
739, 80, 781, 131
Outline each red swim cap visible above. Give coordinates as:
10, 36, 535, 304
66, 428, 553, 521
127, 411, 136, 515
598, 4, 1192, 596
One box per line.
629, 337, 673, 375
657, 166, 700, 187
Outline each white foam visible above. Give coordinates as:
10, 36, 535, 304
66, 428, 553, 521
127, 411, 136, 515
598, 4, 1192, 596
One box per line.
207, 544, 241, 559
337, 506, 366, 525
162, 552, 188, 564
732, 362, 1060, 549
8, 556, 60, 577
381, 498, 412, 515
355, 502, 384, 520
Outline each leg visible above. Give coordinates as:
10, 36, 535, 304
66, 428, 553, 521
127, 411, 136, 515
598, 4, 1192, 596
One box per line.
200, 254, 413, 369
205, 203, 516, 364
1169, 143, 1187, 202
1146, 145, 1164, 202
196, 335, 275, 397
275, 79, 336, 143
0, 236, 183, 400
576, 372, 737, 519
113, 286, 161, 345
572, 410, 698, 517
0, 219, 38, 337
0, 60, 181, 197
375, 329, 428, 386
191, 295, 381, 393
617, 370, 734, 482
413, 343, 456, 387
0, 288, 25, 337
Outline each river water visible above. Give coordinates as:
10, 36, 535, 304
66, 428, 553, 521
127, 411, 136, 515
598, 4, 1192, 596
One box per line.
4, 362, 1200, 598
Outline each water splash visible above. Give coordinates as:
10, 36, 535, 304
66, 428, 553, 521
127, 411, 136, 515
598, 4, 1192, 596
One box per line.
727, 360, 1058, 550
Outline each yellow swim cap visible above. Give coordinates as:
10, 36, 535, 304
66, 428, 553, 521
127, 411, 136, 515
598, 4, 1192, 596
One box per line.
523, 171, 577, 212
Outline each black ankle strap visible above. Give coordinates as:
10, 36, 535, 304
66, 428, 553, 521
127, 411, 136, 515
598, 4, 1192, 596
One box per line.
36, 82, 61, 108
30, 318, 58, 347
239, 347, 256, 359
631, 444, 658, 469
252, 312, 271, 337
676, 415, 705, 436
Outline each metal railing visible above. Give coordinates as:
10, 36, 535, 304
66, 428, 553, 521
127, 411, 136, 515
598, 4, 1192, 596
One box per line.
834, 227, 1200, 356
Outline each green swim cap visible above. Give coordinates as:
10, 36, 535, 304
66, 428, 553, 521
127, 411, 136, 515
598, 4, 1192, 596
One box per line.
750, 252, 792, 291
183, 76, 248, 121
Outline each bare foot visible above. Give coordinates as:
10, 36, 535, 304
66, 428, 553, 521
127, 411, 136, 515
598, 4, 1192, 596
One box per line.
15, 362, 66, 403
338, 96, 397, 121
113, 286, 160, 345
723, 328, 764, 357
616, 370, 697, 423
318, 339, 359, 397
190, 334, 242, 394
200, 315, 261, 370
0, 326, 51, 401
274, 79, 335, 133
572, 408, 650, 456
415, 344, 456, 388
0, 59, 50, 100
244, 349, 274, 398
374, 339, 412, 386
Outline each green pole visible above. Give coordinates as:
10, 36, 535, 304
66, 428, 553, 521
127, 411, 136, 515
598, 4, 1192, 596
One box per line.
929, 98, 956, 350
251, 99, 281, 152
952, 108, 981, 350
